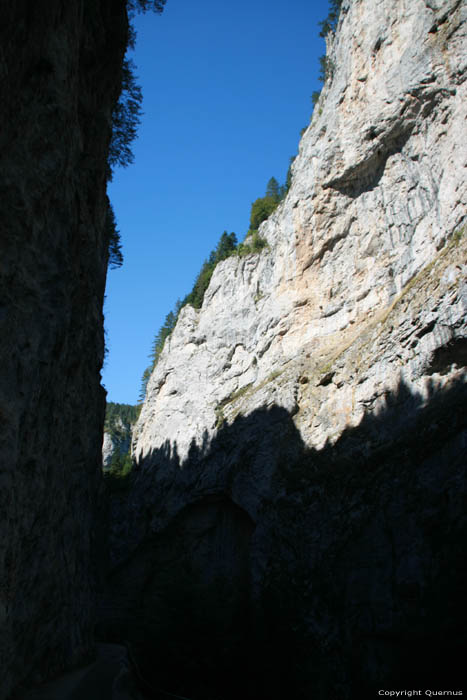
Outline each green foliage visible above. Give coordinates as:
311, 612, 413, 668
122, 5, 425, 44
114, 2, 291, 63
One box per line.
248, 170, 295, 234
265, 176, 281, 202
138, 231, 241, 401
104, 451, 133, 492
285, 156, 295, 194
106, 1, 166, 268
104, 401, 138, 489
138, 172, 293, 402
139, 308, 179, 400
315, 0, 341, 102
149, 309, 177, 365
318, 55, 334, 83
249, 196, 279, 231
105, 200, 123, 269
237, 230, 268, 257
452, 226, 465, 244
318, 0, 342, 37
127, 0, 166, 12
106, 59, 143, 269
108, 451, 133, 474
183, 231, 238, 310
311, 91, 321, 107
184, 261, 215, 310
104, 402, 139, 442
138, 367, 152, 403
110, 1, 166, 173
108, 59, 143, 173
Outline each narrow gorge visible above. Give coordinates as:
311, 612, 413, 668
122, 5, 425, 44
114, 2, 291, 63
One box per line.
1, 0, 466, 699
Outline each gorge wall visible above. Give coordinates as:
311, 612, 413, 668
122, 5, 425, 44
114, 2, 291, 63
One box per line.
0, 2, 128, 697
104, 0, 467, 697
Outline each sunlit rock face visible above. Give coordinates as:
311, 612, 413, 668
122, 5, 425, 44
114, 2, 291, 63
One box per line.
106, 0, 466, 697
0, 1, 127, 698
133, 0, 466, 465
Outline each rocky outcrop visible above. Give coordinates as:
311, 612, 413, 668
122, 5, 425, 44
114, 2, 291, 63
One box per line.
103, 432, 118, 468
103, 419, 134, 469
104, 0, 466, 697
0, 2, 128, 698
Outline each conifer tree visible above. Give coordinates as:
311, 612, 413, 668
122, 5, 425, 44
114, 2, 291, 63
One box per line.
105, 201, 123, 269
266, 177, 281, 202
318, 0, 342, 37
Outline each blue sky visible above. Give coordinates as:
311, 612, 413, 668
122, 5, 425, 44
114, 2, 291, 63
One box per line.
103, 0, 330, 404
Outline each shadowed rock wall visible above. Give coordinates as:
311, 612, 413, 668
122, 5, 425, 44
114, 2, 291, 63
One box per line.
103, 380, 466, 699
0, 2, 127, 697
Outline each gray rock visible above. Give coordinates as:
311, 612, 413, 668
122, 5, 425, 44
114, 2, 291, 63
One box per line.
133, 0, 466, 468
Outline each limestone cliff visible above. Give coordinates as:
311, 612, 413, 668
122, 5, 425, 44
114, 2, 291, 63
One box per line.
134, 0, 466, 463
105, 0, 466, 697
0, 2, 128, 698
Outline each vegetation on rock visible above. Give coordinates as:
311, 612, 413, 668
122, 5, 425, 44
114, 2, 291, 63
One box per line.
135, 0, 344, 400
138, 173, 290, 400
106, 1, 166, 269
106, 200, 124, 269
104, 402, 138, 488
105, 452, 133, 491
105, 401, 140, 436
309, 0, 342, 124
318, 0, 342, 38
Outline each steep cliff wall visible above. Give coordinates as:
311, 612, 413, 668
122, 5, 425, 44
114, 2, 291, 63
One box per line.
106, 0, 466, 696
0, 2, 127, 697
134, 0, 466, 463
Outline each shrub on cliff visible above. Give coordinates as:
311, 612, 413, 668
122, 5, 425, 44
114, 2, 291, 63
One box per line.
318, 0, 342, 37
249, 195, 279, 231
138, 231, 238, 400
237, 230, 268, 257
183, 231, 238, 309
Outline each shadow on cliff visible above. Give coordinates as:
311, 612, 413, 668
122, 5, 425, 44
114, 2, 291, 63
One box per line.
99, 373, 466, 700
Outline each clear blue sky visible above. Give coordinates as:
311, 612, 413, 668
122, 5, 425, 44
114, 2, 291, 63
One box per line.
103, 0, 330, 405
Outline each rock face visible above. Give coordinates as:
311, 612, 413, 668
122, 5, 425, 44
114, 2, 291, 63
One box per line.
103, 419, 134, 469
134, 0, 466, 463
0, 2, 127, 698
105, 0, 466, 697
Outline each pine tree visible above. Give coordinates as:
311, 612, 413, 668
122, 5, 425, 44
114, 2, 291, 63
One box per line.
105, 200, 123, 269
318, 0, 342, 37
266, 177, 280, 202
215, 231, 238, 261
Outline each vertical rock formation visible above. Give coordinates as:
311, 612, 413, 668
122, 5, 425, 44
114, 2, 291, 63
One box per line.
0, 2, 127, 697
105, 0, 466, 697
